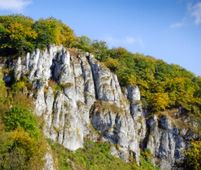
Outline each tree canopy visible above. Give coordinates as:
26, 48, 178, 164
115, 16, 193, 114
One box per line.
0, 15, 76, 55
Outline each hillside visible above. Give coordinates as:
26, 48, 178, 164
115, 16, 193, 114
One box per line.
0, 15, 201, 170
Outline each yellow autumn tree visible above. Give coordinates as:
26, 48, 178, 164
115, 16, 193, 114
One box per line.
104, 58, 120, 72
185, 141, 201, 170
151, 93, 169, 112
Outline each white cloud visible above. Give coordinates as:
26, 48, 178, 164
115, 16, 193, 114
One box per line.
170, 2, 201, 29
103, 36, 144, 48
0, 0, 32, 11
170, 21, 184, 28
189, 2, 201, 25
125, 37, 137, 44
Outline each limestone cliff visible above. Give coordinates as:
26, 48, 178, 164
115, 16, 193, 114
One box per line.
3, 46, 197, 170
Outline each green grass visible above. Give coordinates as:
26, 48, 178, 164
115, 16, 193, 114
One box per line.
49, 139, 159, 170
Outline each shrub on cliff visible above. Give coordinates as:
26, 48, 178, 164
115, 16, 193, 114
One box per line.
185, 141, 201, 170
3, 106, 40, 138
0, 70, 47, 169
0, 128, 46, 170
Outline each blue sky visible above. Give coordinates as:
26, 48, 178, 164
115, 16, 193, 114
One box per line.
0, 0, 201, 75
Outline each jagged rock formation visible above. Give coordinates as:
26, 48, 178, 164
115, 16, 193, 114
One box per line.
144, 115, 186, 169
6, 45, 191, 170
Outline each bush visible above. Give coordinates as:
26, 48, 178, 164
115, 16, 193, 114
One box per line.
3, 106, 40, 138
11, 81, 26, 92
49, 139, 158, 170
50, 141, 138, 170
0, 70, 7, 99
185, 141, 201, 170
0, 128, 45, 170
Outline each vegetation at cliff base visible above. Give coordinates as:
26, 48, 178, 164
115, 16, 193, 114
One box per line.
0, 69, 47, 170
49, 140, 159, 170
185, 140, 201, 170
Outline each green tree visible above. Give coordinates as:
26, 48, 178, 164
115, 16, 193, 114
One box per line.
91, 40, 109, 61
109, 47, 131, 59
104, 58, 120, 72
73, 35, 92, 52
33, 17, 75, 48
0, 15, 37, 55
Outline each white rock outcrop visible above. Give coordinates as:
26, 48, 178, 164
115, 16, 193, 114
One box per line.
12, 45, 188, 170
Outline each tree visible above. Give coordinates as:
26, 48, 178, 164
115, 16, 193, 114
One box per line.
91, 40, 109, 61
151, 93, 169, 112
109, 47, 130, 59
104, 58, 120, 72
0, 15, 37, 55
0, 15, 76, 54
33, 17, 75, 48
72, 35, 92, 52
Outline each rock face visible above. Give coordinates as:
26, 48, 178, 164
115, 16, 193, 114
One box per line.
9, 45, 191, 170
144, 115, 187, 170
44, 152, 55, 170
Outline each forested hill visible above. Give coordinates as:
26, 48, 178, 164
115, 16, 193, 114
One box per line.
1, 15, 200, 116
0, 15, 201, 170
